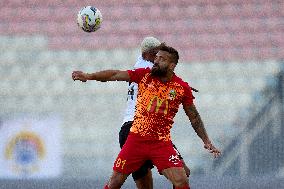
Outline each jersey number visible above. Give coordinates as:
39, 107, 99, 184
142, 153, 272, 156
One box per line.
115, 158, 126, 170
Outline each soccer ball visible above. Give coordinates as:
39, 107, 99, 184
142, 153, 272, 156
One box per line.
77, 6, 102, 32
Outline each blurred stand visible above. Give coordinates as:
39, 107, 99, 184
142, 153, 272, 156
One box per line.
0, 0, 284, 188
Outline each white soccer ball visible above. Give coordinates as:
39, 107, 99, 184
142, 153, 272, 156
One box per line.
77, 6, 102, 32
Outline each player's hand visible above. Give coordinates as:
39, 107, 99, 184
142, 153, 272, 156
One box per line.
204, 141, 221, 158
72, 71, 87, 82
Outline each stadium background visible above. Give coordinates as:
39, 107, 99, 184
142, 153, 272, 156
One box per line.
0, 0, 283, 188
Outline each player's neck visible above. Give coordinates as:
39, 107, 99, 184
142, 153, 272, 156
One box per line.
160, 72, 174, 83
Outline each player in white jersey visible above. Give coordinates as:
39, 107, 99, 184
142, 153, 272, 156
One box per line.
122, 55, 153, 124
119, 37, 190, 189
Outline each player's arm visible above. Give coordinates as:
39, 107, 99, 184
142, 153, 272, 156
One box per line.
72, 70, 130, 82
183, 103, 221, 158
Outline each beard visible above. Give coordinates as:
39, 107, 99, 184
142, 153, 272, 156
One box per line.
151, 64, 168, 77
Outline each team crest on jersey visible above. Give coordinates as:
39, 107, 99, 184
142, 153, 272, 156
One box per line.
168, 89, 176, 100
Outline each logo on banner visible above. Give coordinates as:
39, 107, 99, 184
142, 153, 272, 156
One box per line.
5, 131, 45, 175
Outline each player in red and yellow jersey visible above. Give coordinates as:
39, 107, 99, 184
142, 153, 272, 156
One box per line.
128, 66, 193, 142
72, 44, 221, 189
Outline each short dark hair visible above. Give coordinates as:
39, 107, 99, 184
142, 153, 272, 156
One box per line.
158, 43, 179, 64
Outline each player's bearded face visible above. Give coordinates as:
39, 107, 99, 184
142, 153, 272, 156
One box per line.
151, 63, 168, 77
152, 51, 171, 77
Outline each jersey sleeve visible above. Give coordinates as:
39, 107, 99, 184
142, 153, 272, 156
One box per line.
182, 82, 194, 106
127, 67, 150, 83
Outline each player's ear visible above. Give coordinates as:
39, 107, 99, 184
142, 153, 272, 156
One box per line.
169, 62, 176, 71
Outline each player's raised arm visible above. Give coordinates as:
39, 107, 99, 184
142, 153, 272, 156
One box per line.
183, 103, 221, 158
72, 70, 130, 82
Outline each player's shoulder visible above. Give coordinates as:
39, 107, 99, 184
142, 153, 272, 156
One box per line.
129, 67, 151, 80
173, 74, 190, 87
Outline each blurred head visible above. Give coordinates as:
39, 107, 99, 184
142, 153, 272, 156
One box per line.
141, 36, 161, 62
151, 44, 179, 77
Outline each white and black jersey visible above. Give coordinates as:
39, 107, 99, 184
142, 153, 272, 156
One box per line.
122, 56, 153, 123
